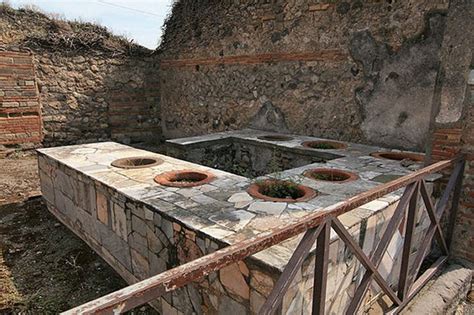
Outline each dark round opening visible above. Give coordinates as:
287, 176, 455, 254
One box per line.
258, 180, 304, 199
258, 135, 294, 141
154, 170, 215, 188
370, 151, 424, 162
247, 179, 317, 203
304, 168, 358, 183
302, 140, 347, 150
111, 156, 163, 169
170, 171, 208, 183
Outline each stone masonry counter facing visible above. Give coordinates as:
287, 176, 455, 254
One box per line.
38, 133, 440, 314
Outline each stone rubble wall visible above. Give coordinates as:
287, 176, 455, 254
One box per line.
158, 0, 449, 151
38, 149, 435, 314
0, 50, 42, 146
0, 6, 160, 147
34, 51, 160, 147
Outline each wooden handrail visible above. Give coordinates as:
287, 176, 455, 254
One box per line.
62, 156, 463, 315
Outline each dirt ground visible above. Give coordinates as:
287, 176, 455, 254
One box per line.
0, 151, 40, 205
0, 152, 156, 314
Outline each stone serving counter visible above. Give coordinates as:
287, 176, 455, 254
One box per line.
37, 130, 439, 314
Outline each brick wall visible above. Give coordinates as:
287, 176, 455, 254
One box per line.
0, 51, 42, 146
108, 63, 161, 143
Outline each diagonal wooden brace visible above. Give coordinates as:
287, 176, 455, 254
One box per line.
345, 182, 418, 314
332, 218, 402, 308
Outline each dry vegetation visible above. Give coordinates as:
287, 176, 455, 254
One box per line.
0, 1, 152, 56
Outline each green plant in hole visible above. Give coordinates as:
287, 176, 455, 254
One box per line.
309, 142, 336, 150
256, 179, 303, 200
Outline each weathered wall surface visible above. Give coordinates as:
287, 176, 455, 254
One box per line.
0, 51, 42, 146
427, 0, 474, 263
0, 6, 160, 147
159, 0, 449, 150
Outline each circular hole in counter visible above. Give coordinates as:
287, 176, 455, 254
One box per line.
302, 140, 347, 150
154, 170, 215, 188
370, 151, 424, 162
111, 156, 163, 169
247, 179, 317, 203
303, 168, 358, 183
258, 135, 294, 141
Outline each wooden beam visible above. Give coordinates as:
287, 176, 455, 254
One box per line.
312, 220, 331, 315
398, 183, 419, 300
419, 181, 448, 255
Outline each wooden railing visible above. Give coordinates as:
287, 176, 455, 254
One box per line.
63, 155, 465, 315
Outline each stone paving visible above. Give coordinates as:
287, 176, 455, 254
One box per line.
37, 129, 440, 314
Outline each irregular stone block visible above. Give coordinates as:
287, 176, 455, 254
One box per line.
220, 263, 250, 300
111, 202, 128, 240
97, 223, 132, 271
39, 171, 55, 204
147, 226, 164, 254
55, 168, 73, 198
129, 231, 148, 258
96, 190, 109, 225
250, 289, 265, 314
131, 214, 147, 237
218, 295, 246, 315
250, 269, 274, 297
131, 248, 150, 280
149, 252, 167, 276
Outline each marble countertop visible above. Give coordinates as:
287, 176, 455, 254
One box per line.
38, 130, 438, 271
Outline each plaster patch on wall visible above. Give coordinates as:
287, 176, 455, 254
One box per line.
435, 3, 472, 124
468, 70, 474, 86
248, 101, 288, 133
351, 13, 446, 150
437, 82, 467, 124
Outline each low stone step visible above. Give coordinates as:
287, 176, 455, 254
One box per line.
402, 264, 472, 315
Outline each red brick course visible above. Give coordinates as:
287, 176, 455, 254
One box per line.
0, 51, 42, 146
160, 50, 348, 69
108, 82, 160, 142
